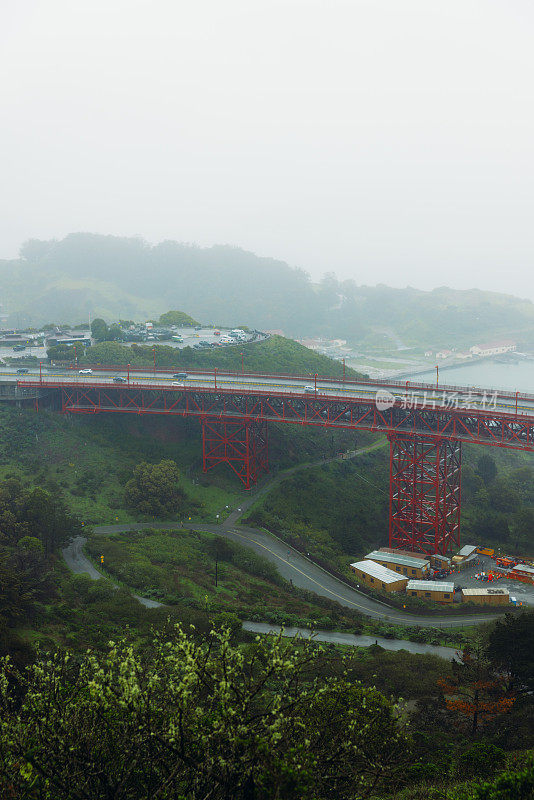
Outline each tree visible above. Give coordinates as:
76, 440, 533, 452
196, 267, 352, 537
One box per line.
124, 460, 185, 515
0, 625, 410, 800
46, 344, 75, 361
487, 612, 534, 693
437, 638, 515, 736
489, 479, 521, 514
90, 317, 109, 342
511, 508, 534, 554
0, 478, 80, 553
477, 455, 497, 486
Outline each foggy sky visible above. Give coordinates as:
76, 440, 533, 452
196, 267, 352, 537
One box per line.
2, 0, 534, 297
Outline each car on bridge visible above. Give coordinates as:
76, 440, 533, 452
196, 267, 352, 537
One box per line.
171, 382, 185, 387
79, 369, 93, 374
173, 373, 188, 379
113, 376, 126, 383
16, 368, 29, 374
304, 385, 315, 393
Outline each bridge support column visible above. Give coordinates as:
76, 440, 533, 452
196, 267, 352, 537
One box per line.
388, 433, 461, 556
201, 417, 268, 490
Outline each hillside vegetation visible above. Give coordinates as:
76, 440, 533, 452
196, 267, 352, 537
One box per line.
4, 233, 534, 348
78, 334, 364, 378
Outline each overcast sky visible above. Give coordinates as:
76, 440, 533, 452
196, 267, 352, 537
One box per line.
2, 0, 534, 296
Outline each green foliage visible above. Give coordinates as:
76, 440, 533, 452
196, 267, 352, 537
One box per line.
124, 459, 187, 515
82, 334, 365, 379
46, 343, 75, 361
8, 234, 534, 347
159, 309, 199, 326
0, 477, 80, 553
90, 317, 109, 342
0, 625, 410, 800
0, 545, 57, 652
458, 759, 534, 800
487, 612, 534, 693
456, 742, 506, 779
85, 529, 354, 628
246, 449, 388, 561
477, 454, 498, 486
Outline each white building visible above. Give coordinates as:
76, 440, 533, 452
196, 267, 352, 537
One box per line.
470, 340, 516, 357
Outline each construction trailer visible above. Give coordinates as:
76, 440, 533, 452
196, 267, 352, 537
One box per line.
350, 560, 408, 593
365, 550, 430, 579
461, 587, 510, 606
406, 580, 455, 603
509, 564, 534, 585
378, 547, 450, 571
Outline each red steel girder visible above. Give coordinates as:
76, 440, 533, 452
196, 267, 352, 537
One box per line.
388, 433, 461, 556
202, 417, 268, 490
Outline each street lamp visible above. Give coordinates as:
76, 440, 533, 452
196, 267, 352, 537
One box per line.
314, 372, 317, 395
127, 363, 130, 384
214, 366, 217, 390
435, 365, 439, 388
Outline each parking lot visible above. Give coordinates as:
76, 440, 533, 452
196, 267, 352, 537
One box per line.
453, 554, 534, 606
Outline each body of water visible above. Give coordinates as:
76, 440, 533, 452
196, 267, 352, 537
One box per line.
405, 359, 534, 394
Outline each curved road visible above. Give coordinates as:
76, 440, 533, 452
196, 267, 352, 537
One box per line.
63, 442, 505, 628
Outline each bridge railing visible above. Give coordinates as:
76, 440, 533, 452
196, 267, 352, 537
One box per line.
18, 378, 534, 419
45, 362, 534, 403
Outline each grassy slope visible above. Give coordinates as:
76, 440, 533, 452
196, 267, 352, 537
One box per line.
85, 528, 363, 629
80, 334, 366, 378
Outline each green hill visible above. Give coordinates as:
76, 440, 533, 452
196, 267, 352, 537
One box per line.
4, 233, 534, 349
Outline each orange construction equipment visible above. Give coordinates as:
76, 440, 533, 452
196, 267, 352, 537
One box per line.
477, 547, 495, 556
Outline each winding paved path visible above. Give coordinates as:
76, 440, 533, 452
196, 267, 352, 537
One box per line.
61, 442, 505, 629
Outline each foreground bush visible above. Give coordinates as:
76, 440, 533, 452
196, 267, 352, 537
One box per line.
0, 625, 410, 800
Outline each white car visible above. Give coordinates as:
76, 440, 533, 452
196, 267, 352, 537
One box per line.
79, 368, 93, 374
171, 381, 185, 387
304, 385, 315, 393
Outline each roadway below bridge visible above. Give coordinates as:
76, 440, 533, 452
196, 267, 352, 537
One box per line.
90, 520, 506, 627
59, 443, 516, 628
61, 441, 507, 629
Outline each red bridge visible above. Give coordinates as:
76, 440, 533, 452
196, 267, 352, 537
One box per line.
14, 364, 534, 557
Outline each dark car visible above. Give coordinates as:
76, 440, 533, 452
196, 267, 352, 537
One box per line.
16, 368, 29, 374
173, 373, 188, 379
113, 376, 126, 383
13, 345, 26, 352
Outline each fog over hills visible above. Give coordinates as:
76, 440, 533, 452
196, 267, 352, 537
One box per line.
3, 233, 534, 349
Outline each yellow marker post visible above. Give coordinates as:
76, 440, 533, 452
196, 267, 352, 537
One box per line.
100, 555, 104, 564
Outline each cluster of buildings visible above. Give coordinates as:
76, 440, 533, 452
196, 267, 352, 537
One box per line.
349, 547, 512, 606
427, 340, 517, 361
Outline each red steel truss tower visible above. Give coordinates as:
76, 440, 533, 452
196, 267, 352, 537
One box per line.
202, 417, 268, 489
388, 433, 461, 555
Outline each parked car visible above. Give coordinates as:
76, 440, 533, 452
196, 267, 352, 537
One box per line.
79, 369, 93, 374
